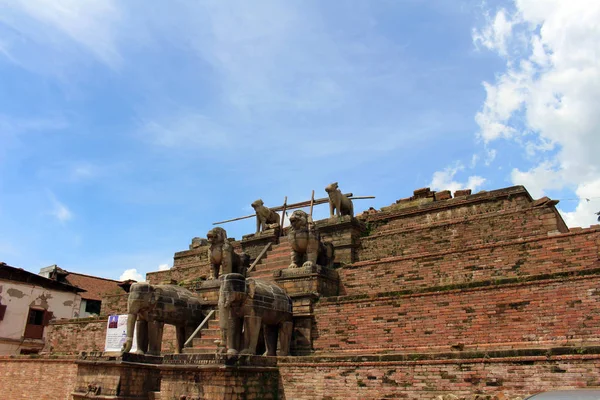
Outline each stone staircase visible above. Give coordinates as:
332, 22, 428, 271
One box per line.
183, 312, 221, 354
247, 241, 291, 281
184, 241, 292, 354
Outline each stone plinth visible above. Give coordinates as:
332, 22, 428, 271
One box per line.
72, 353, 161, 399
161, 354, 279, 400
241, 228, 281, 260
274, 265, 339, 355
314, 216, 364, 264
274, 264, 339, 298
192, 279, 221, 305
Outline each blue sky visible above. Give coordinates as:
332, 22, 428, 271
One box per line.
1, 0, 599, 281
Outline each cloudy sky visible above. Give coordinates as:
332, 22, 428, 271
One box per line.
1, 0, 599, 281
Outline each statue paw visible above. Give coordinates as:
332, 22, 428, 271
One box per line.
302, 261, 314, 268
289, 263, 299, 269
239, 349, 254, 355
227, 349, 239, 356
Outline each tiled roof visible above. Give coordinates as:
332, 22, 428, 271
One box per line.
0, 262, 85, 294
64, 272, 123, 301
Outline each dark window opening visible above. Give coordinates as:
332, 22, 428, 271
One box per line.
20, 348, 40, 355
23, 308, 52, 339
0, 304, 6, 321
28, 309, 44, 325
85, 300, 101, 315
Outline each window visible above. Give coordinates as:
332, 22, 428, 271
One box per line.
23, 308, 52, 339
84, 300, 101, 315
0, 303, 6, 321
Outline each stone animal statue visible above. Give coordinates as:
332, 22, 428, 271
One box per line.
218, 273, 293, 356
251, 199, 280, 233
325, 182, 354, 217
207, 227, 249, 280
287, 210, 334, 269
121, 282, 204, 356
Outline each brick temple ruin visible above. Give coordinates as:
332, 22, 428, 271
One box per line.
1, 184, 600, 399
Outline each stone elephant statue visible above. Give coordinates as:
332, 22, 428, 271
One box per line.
218, 273, 293, 356
121, 282, 204, 356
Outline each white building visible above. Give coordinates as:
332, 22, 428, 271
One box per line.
0, 262, 84, 355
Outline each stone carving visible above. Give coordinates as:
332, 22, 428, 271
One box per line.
218, 273, 293, 356
207, 227, 249, 280
251, 199, 280, 233
121, 282, 204, 356
287, 210, 334, 268
325, 182, 354, 217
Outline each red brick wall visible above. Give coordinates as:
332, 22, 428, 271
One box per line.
160, 367, 280, 399
0, 357, 77, 400
359, 205, 564, 261
45, 317, 178, 354
278, 353, 600, 400
364, 189, 533, 234
342, 228, 600, 295
314, 275, 600, 354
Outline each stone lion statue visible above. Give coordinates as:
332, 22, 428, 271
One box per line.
207, 227, 249, 279
287, 210, 334, 269
251, 199, 280, 233
325, 182, 354, 218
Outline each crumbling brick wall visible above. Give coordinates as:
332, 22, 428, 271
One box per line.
0, 357, 78, 400
278, 352, 600, 400
314, 275, 600, 354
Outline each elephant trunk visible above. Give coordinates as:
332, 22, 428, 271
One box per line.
121, 313, 137, 353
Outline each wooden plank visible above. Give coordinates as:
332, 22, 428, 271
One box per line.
212, 194, 375, 225
247, 242, 273, 273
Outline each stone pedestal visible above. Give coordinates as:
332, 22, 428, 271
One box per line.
160, 354, 279, 400
240, 229, 281, 260
315, 216, 364, 264
275, 265, 339, 355
72, 353, 161, 399
192, 279, 221, 306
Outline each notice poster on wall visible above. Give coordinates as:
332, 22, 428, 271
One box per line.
104, 314, 137, 353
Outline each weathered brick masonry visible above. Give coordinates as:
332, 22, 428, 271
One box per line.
0, 356, 78, 400
341, 228, 599, 295
278, 351, 600, 400
314, 274, 600, 354
11, 185, 600, 399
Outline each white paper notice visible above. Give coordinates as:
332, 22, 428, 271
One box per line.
104, 314, 137, 352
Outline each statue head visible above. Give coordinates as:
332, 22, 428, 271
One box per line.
251, 199, 264, 210
325, 182, 339, 193
207, 227, 227, 245
289, 210, 309, 231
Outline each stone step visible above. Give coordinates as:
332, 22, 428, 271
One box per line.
182, 347, 217, 354
193, 337, 220, 346
199, 328, 220, 337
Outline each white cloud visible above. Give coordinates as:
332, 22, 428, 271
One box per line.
158, 263, 170, 271
430, 163, 486, 194
474, 0, 600, 202
139, 112, 232, 149
119, 268, 144, 282
559, 179, 600, 228
510, 161, 564, 199
0, 0, 122, 69
48, 193, 73, 223
473, 8, 516, 56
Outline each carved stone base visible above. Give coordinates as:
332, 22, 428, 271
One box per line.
193, 279, 221, 305
72, 353, 161, 399
241, 228, 281, 260
161, 354, 280, 399
274, 266, 339, 355
275, 264, 339, 297
315, 216, 365, 264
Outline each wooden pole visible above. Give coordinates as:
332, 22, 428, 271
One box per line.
212, 194, 375, 225
308, 190, 315, 223
280, 196, 288, 236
